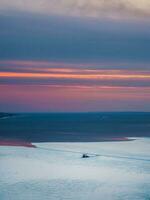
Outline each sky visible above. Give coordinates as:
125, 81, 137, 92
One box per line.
0, 0, 150, 112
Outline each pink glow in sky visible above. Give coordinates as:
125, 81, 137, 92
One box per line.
0, 60, 150, 112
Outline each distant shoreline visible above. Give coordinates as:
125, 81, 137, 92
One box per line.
0, 112, 16, 119
0, 140, 36, 148
0, 137, 134, 148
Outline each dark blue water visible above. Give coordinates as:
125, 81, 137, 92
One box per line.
0, 112, 150, 142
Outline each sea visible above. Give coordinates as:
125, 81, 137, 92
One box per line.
0, 112, 150, 142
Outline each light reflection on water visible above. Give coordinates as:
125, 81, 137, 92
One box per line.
0, 138, 150, 200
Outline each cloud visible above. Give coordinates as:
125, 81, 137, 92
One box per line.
0, 0, 150, 20
0, 12, 150, 65
0, 60, 150, 88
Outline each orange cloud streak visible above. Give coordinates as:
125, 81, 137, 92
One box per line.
0, 71, 150, 80
0, 61, 150, 111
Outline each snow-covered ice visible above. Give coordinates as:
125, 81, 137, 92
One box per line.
0, 138, 150, 200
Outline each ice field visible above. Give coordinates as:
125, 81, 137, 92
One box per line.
0, 138, 150, 200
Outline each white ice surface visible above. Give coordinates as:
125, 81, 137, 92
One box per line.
0, 138, 150, 200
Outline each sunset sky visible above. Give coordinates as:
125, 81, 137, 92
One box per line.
0, 0, 150, 112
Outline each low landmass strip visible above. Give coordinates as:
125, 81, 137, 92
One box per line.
0, 140, 36, 148
0, 112, 16, 119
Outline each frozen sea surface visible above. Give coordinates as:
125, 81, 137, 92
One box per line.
0, 138, 150, 200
